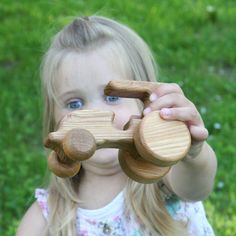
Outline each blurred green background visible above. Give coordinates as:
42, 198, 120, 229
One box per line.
0, 0, 235, 235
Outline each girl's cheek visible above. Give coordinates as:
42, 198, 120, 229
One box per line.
54, 108, 69, 127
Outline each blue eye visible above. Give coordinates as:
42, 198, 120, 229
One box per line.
67, 99, 83, 109
104, 95, 120, 104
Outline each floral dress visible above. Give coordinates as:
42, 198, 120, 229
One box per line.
36, 188, 214, 236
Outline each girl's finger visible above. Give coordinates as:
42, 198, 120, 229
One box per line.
159, 107, 202, 126
151, 83, 184, 98
146, 94, 192, 113
189, 125, 209, 141
159, 107, 208, 141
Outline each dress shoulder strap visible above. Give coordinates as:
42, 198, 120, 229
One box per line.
35, 188, 49, 220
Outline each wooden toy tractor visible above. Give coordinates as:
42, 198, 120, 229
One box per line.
45, 80, 191, 183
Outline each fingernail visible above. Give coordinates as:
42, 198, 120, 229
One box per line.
150, 93, 158, 102
143, 107, 152, 115
161, 108, 172, 117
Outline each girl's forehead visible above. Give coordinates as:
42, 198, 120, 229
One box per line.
59, 43, 130, 77
54, 49, 130, 96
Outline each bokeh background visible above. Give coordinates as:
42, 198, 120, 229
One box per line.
0, 1, 235, 235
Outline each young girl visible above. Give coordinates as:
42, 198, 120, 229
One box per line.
16, 16, 217, 236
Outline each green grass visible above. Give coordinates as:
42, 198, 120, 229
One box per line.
0, 1, 235, 235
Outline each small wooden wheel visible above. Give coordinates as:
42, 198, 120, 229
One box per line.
134, 111, 191, 166
63, 128, 96, 161
47, 151, 81, 177
119, 149, 170, 183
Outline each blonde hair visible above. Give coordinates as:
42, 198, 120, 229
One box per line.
41, 16, 188, 236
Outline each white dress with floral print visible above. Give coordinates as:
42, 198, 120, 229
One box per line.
35, 188, 214, 236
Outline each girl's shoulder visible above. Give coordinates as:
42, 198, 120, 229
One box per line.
165, 196, 215, 235
158, 180, 215, 235
16, 199, 47, 236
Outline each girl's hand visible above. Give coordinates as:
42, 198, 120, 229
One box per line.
143, 83, 208, 159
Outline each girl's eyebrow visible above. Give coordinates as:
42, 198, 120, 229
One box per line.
58, 90, 83, 100
58, 84, 107, 100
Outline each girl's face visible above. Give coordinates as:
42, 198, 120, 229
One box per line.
54, 48, 141, 174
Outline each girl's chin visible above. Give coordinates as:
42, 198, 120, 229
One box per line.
85, 148, 120, 165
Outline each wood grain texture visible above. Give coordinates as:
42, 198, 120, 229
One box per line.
47, 151, 81, 177
47, 110, 139, 149
119, 150, 170, 183
104, 80, 163, 106
63, 128, 96, 161
134, 111, 191, 166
